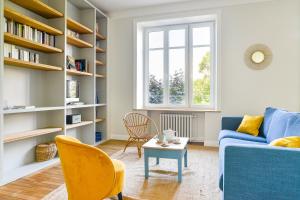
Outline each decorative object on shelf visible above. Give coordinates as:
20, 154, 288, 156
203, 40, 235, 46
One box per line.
66, 114, 82, 124
244, 44, 273, 70
66, 55, 75, 70
36, 142, 57, 162
96, 132, 102, 142
75, 59, 89, 72
67, 29, 79, 38
66, 80, 80, 104
96, 23, 99, 33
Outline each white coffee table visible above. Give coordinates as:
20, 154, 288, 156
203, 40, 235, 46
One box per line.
142, 137, 189, 182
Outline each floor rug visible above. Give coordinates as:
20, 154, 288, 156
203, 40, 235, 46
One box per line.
42, 145, 220, 200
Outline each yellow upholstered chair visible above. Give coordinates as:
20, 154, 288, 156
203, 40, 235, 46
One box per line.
55, 135, 125, 200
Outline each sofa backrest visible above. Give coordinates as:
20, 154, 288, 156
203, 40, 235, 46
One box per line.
265, 107, 300, 143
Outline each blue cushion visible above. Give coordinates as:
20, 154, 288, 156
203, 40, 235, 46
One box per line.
285, 114, 300, 137
219, 138, 266, 191
219, 130, 267, 143
262, 107, 277, 137
267, 109, 295, 143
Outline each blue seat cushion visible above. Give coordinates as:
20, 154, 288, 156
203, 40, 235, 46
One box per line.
219, 130, 267, 143
285, 113, 300, 137
267, 109, 295, 143
219, 138, 267, 191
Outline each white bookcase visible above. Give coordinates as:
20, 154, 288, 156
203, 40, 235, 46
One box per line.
0, 0, 109, 185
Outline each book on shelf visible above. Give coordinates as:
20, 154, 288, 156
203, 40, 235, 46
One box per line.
4, 43, 40, 63
4, 43, 11, 57
5, 17, 56, 47
11, 45, 19, 59
4, 17, 8, 32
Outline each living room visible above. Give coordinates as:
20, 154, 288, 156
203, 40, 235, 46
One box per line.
0, 0, 299, 199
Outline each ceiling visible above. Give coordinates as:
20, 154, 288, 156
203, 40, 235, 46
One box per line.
88, 0, 194, 13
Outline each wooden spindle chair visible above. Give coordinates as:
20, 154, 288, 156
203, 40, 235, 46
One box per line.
123, 112, 159, 158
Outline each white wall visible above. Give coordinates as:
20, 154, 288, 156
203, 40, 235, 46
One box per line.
108, 0, 300, 142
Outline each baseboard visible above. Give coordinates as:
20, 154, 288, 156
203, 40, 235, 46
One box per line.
204, 140, 219, 147
189, 137, 204, 143
110, 134, 129, 140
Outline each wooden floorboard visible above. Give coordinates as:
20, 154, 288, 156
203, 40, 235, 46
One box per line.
0, 140, 215, 199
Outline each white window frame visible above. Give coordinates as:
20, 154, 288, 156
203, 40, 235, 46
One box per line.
143, 21, 216, 109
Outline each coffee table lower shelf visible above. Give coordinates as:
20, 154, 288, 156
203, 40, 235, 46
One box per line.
142, 137, 189, 183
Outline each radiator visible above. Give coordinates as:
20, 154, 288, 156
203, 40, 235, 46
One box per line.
160, 113, 193, 138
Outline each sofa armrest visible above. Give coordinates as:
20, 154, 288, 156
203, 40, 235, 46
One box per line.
223, 144, 300, 200
221, 117, 243, 131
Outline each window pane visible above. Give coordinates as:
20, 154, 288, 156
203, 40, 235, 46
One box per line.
192, 47, 211, 105
169, 29, 185, 47
148, 50, 164, 104
193, 27, 210, 46
169, 48, 185, 105
149, 31, 164, 49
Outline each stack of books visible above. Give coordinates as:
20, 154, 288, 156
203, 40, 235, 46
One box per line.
5, 17, 56, 47
75, 59, 88, 72
4, 43, 40, 63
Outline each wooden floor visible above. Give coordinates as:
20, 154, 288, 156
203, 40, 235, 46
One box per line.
0, 140, 127, 200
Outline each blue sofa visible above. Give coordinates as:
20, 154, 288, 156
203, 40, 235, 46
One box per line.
219, 108, 300, 200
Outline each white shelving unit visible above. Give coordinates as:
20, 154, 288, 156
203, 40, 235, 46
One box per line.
0, 0, 109, 186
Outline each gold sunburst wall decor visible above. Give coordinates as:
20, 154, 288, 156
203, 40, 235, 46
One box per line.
244, 44, 273, 70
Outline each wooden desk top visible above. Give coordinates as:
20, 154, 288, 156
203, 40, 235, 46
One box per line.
142, 137, 189, 150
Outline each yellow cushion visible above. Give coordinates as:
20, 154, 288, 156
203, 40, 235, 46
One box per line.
269, 136, 300, 148
236, 115, 264, 136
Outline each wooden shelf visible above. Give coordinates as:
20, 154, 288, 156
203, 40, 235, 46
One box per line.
95, 104, 106, 107
67, 35, 93, 48
66, 121, 93, 130
3, 106, 65, 114
4, 128, 63, 143
4, 33, 63, 53
4, 57, 63, 71
67, 18, 93, 34
10, 0, 64, 18
96, 60, 105, 66
96, 32, 106, 40
4, 7, 63, 35
95, 74, 105, 78
96, 47, 105, 53
95, 118, 105, 123
66, 104, 95, 109
66, 69, 93, 76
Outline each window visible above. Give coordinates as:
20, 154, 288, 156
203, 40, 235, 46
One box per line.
144, 21, 216, 109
